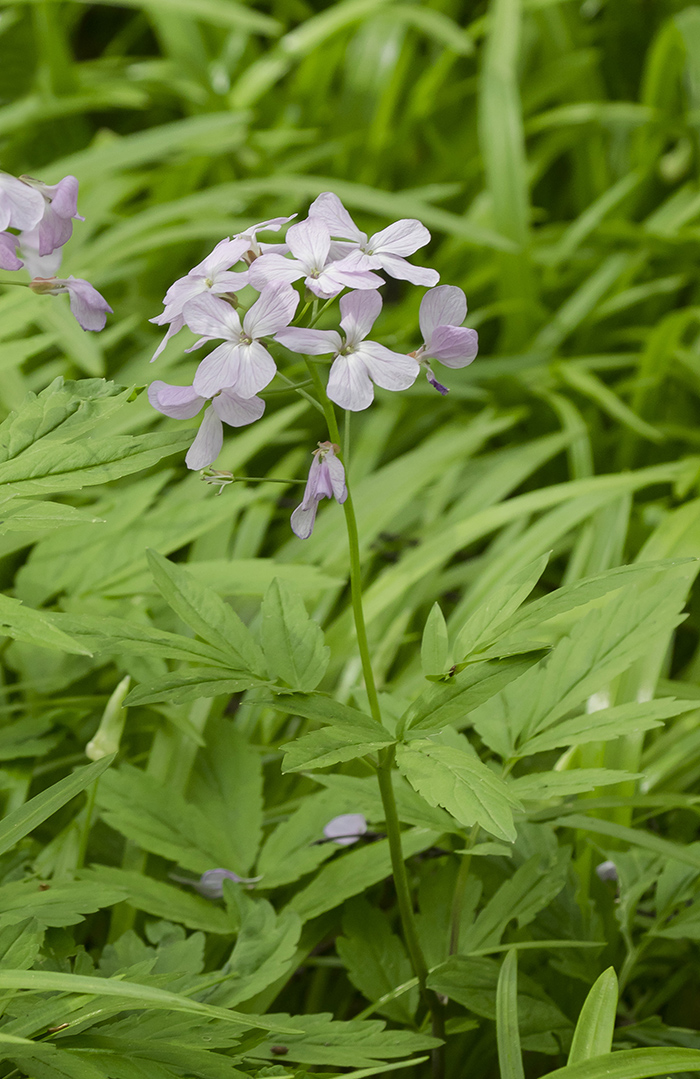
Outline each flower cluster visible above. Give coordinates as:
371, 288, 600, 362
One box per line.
0, 170, 111, 331
148, 192, 478, 535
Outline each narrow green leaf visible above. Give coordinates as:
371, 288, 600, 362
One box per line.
421, 603, 449, 677
544, 1047, 700, 1079
0, 593, 92, 655
496, 951, 525, 1079
261, 578, 329, 691
568, 968, 618, 1064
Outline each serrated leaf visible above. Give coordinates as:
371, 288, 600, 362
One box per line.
0, 593, 91, 655
516, 698, 691, 756
125, 668, 264, 706
79, 868, 233, 935
395, 741, 520, 842
336, 898, 417, 1024
454, 553, 549, 662
510, 769, 639, 803
147, 549, 267, 676
280, 697, 394, 772
261, 579, 329, 691
245, 1012, 440, 1067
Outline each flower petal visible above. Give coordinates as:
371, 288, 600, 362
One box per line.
308, 193, 365, 242
376, 253, 439, 286
325, 453, 347, 504
323, 812, 367, 845
193, 342, 241, 397
419, 284, 468, 345
65, 277, 112, 331
275, 327, 342, 355
209, 270, 250, 293
213, 389, 266, 427
339, 290, 382, 347
357, 341, 419, 392
148, 381, 205, 419
367, 218, 430, 256
186, 407, 223, 470
248, 253, 304, 289
42, 175, 81, 220
0, 232, 22, 271
428, 325, 479, 367
323, 259, 384, 292
290, 499, 320, 540
194, 236, 248, 276
234, 340, 277, 397
184, 293, 242, 341
286, 219, 331, 271
150, 316, 184, 362
327, 354, 375, 411
243, 283, 299, 339
0, 174, 44, 232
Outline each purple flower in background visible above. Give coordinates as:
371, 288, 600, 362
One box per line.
148, 379, 265, 470
277, 290, 419, 411
291, 441, 347, 539
29, 275, 112, 331
249, 219, 382, 299
184, 284, 298, 399
308, 192, 439, 286
0, 232, 22, 271
595, 860, 618, 883
0, 172, 44, 233
19, 174, 84, 256
150, 236, 252, 361
414, 285, 478, 394
323, 813, 368, 847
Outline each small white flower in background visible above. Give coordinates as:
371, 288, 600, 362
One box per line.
148, 380, 265, 470
323, 813, 368, 847
276, 290, 419, 411
184, 283, 299, 399
249, 218, 383, 299
171, 868, 261, 898
291, 441, 347, 539
415, 285, 478, 394
29, 275, 113, 331
595, 860, 618, 883
308, 191, 439, 286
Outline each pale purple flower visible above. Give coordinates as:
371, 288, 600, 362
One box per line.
413, 285, 478, 394
19, 174, 83, 256
249, 219, 382, 299
29, 275, 112, 331
185, 284, 298, 399
0, 172, 44, 233
150, 236, 252, 361
236, 214, 296, 262
323, 813, 367, 847
17, 230, 62, 278
0, 232, 22, 271
291, 441, 347, 539
148, 379, 265, 469
308, 192, 439, 286
171, 868, 260, 898
595, 860, 618, 883
276, 290, 419, 411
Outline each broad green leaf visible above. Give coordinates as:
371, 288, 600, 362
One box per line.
146, 549, 267, 676
0, 880, 125, 930
568, 968, 618, 1064
337, 898, 417, 1025
0, 755, 113, 857
280, 697, 395, 772
261, 578, 329, 691
421, 602, 449, 677
402, 657, 536, 737
395, 741, 520, 842
497, 951, 525, 1079
79, 867, 233, 935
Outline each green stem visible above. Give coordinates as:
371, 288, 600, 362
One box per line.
74, 779, 99, 872
303, 358, 444, 1057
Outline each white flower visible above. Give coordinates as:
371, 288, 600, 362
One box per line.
249, 219, 382, 299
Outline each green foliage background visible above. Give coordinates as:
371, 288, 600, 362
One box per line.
4, 1, 700, 1077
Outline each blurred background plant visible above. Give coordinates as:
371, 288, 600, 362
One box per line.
4, 1, 700, 1077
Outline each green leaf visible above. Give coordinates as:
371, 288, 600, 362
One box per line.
280, 696, 394, 772
146, 549, 267, 676
0, 593, 92, 655
261, 578, 329, 691
510, 769, 639, 803
402, 657, 536, 737
337, 897, 417, 1024
395, 741, 520, 842
497, 951, 525, 1079
453, 553, 549, 662
421, 603, 449, 677
568, 968, 619, 1064
0, 755, 113, 857
544, 1048, 700, 1079
0, 880, 125, 930
79, 868, 233, 935
516, 698, 691, 757
125, 667, 264, 706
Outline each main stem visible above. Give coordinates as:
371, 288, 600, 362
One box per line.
304, 359, 444, 1050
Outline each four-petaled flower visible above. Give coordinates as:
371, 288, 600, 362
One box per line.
249, 219, 382, 299
29, 276, 113, 331
185, 284, 299, 399
414, 285, 478, 394
148, 380, 265, 470
291, 441, 347, 539
19, 174, 84, 257
277, 290, 419, 411
309, 192, 439, 286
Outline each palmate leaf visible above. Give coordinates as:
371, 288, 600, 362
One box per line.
336, 898, 417, 1025
395, 740, 521, 842
471, 573, 689, 760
